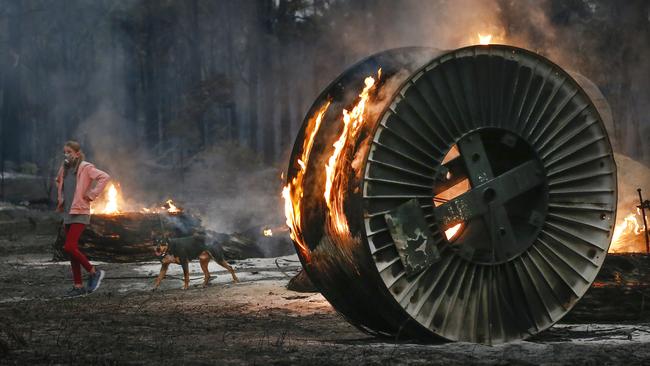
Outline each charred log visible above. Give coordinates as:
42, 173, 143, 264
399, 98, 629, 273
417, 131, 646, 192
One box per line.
52, 212, 203, 262
52, 212, 270, 262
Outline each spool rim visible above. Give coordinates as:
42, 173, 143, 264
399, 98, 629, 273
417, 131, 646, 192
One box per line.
362, 44, 617, 344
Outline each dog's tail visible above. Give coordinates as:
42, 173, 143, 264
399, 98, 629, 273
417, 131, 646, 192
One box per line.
207, 240, 225, 263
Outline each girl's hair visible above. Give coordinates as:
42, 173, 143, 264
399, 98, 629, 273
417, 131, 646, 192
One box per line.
64, 140, 85, 170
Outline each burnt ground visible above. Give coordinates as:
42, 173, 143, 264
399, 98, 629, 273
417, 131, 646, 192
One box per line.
0, 234, 649, 365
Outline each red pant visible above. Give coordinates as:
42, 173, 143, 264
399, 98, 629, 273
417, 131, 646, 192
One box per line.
64, 224, 93, 285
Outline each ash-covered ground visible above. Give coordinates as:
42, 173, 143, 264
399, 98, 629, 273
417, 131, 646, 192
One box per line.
1, 234, 649, 365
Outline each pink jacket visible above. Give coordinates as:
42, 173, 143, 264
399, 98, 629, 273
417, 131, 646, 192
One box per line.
55, 161, 111, 215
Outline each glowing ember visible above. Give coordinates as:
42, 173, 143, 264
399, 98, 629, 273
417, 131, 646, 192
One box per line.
445, 223, 462, 241
283, 102, 331, 261
263, 229, 273, 237
478, 33, 493, 45
324, 71, 379, 235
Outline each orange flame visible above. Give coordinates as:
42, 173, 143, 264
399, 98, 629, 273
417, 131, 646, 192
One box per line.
165, 199, 181, 214
89, 182, 183, 215
610, 208, 648, 253
445, 223, 462, 241
283, 102, 331, 261
91, 183, 120, 215
104, 184, 119, 214
324, 72, 379, 235
478, 33, 493, 45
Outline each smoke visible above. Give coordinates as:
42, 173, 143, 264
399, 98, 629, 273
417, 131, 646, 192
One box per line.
308, 0, 648, 242
316, 0, 648, 162
59, 0, 648, 244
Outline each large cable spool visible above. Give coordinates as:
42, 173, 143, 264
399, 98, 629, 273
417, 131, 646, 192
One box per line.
284, 45, 617, 344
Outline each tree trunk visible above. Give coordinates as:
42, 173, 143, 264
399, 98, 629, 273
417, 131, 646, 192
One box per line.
189, 0, 205, 148
278, 42, 291, 156
262, 47, 277, 163
247, 2, 261, 152
143, 1, 159, 149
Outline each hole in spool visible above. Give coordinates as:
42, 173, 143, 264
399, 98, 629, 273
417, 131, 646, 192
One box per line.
436, 144, 468, 242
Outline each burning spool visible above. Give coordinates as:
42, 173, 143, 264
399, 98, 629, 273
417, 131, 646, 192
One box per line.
285, 45, 617, 344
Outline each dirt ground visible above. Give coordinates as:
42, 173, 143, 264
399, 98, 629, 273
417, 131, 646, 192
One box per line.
1, 234, 650, 365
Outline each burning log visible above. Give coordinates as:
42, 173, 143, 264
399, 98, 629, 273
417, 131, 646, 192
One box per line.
52, 214, 275, 262
52, 181, 277, 261
52, 212, 203, 262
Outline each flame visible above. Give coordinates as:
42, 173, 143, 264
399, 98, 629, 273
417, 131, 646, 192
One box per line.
283, 70, 380, 260
610, 209, 648, 253
445, 223, 462, 241
283, 102, 331, 261
88, 182, 183, 215
478, 33, 493, 45
92, 183, 121, 215
165, 199, 181, 213
263, 228, 273, 237
324, 72, 379, 235
89, 182, 121, 214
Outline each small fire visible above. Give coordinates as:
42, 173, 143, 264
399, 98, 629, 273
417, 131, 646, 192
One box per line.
100, 183, 120, 215
610, 209, 648, 253
445, 223, 462, 241
283, 102, 331, 261
324, 71, 380, 235
263, 228, 273, 237
165, 199, 181, 214
478, 33, 493, 45
90, 182, 183, 215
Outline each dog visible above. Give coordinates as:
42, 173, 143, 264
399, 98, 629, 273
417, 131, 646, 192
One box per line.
153, 232, 239, 290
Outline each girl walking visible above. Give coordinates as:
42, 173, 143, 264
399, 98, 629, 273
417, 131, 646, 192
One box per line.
55, 141, 110, 297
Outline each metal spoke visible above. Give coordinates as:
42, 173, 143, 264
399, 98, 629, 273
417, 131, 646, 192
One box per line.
434, 160, 544, 227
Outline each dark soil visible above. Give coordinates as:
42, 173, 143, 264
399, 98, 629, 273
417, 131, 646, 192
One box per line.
0, 233, 649, 365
